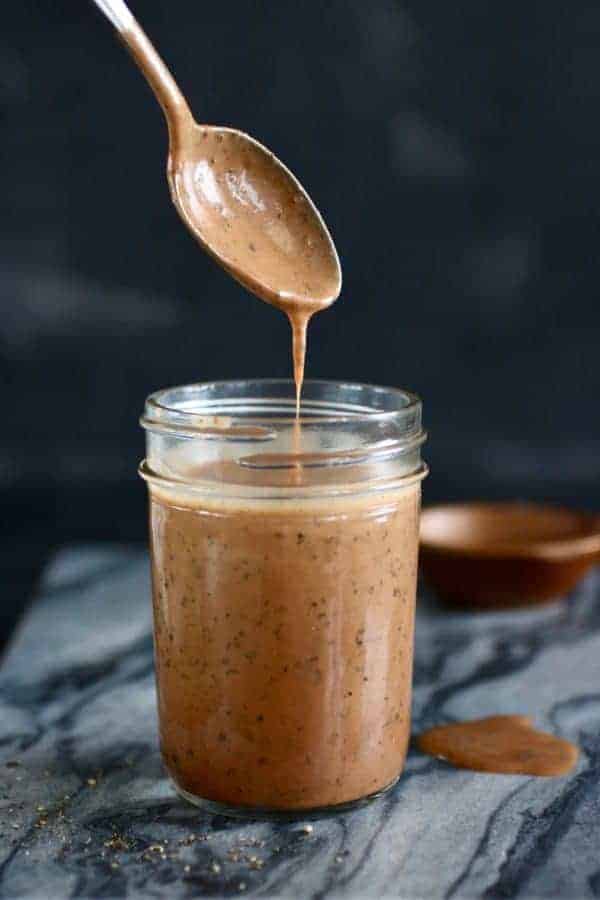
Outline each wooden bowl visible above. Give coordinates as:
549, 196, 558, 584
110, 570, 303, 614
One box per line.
420, 502, 600, 609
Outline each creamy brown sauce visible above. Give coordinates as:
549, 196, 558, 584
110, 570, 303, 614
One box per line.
120, 24, 341, 407
417, 716, 578, 777
149, 474, 421, 809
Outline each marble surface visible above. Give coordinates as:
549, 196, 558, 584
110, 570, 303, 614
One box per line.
1, 546, 600, 899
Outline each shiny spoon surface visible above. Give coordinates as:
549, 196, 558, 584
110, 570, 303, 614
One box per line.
91, 0, 342, 334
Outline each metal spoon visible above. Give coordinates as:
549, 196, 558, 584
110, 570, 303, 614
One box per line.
90, 0, 342, 327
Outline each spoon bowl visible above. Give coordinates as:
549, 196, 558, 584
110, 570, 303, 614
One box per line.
169, 125, 341, 312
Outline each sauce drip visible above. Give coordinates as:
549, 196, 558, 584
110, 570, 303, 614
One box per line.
416, 715, 578, 777
289, 309, 312, 416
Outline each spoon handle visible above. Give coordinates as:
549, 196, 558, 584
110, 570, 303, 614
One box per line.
91, 0, 134, 31
90, 0, 193, 135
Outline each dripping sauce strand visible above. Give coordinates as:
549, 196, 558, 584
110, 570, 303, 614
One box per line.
288, 310, 312, 484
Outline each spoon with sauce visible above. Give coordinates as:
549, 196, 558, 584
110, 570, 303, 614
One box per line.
91, 0, 342, 410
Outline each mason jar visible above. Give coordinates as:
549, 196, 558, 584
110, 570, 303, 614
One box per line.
140, 379, 427, 816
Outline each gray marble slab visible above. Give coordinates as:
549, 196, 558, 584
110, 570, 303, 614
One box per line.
1, 545, 600, 899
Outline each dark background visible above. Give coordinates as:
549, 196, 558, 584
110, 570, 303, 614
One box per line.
2, 1, 599, 647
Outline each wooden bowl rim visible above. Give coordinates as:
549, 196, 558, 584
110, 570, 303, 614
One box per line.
420, 501, 600, 561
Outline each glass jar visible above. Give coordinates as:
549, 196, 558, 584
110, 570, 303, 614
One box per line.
140, 379, 427, 816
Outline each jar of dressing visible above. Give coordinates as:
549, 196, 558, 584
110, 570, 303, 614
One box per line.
140, 379, 427, 815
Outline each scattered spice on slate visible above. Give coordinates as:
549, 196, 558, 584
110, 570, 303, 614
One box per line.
104, 835, 130, 852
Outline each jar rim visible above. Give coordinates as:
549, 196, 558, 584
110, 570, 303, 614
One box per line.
140, 379, 426, 498
141, 378, 422, 437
